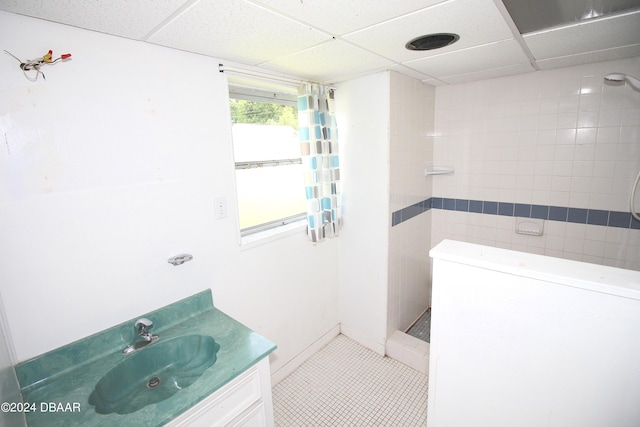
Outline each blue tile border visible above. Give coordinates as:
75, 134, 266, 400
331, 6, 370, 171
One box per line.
391, 196, 640, 230
609, 211, 631, 228
587, 209, 608, 226
469, 200, 483, 213
531, 205, 549, 219
391, 198, 431, 226
549, 206, 568, 221
514, 203, 531, 217
568, 208, 588, 224
498, 202, 514, 216
483, 201, 497, 215
443, 198, 455, 210
455, 199, 469, 212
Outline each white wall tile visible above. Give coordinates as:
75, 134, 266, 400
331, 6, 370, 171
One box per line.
573, 161, 594, 177
622, 109, 640, 126
574, 144, 596, 161
579, 93, 601, 111
583, 239, 605, 257
431, 56, 640, 271
557, 112, 579, 129
598, 109, 623, 127
578, 111, 600, 128
569, 191, 590, 207
570, 176, 592, 193
389, 72, 434, 333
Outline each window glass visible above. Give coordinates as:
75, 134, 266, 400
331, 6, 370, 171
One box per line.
229, 98, 306, 233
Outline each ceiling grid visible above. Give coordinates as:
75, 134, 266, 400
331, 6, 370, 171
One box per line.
0, 0, 638, 84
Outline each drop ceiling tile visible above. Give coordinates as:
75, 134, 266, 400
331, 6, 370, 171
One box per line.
524, 10, 640, 60
536, 44, 640, 70
249, 0, 446, 36
440, 62, 535, 84
0, 0, 186, 39
261, 39, 393, 83
147, 0, 331, 65
343, 0, 514, 64
421, 78, 447, 87
405, 39, 531, 78
389, 64, 436, 81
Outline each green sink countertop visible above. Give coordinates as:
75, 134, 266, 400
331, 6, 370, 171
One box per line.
15, 289, 277, 427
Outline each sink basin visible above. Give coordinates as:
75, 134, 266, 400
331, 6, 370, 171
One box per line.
89, 334, 220, 415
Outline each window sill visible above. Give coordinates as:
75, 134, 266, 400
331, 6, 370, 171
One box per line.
239, 219, 307, 249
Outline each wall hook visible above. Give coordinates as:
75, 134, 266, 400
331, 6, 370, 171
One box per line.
168, 254, 193, 266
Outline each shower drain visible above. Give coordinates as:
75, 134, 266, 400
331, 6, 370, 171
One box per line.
147, 377, 161, 388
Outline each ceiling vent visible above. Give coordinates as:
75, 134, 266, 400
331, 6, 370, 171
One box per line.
405, 33, 460, 51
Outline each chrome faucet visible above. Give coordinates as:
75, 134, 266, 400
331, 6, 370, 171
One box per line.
122, 318, 159, 354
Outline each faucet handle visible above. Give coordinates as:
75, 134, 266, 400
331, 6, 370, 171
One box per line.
135, 318, 153, 334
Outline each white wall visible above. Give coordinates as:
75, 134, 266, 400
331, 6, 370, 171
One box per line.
432, 56, 640, 270
428, 240, 640, 427
0, 11, 339, 373
336, 72, 390, 354
0, 292, 25, 427
388, 71, 434, 334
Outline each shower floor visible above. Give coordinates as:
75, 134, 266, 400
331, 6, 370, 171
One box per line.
406, 308, 431, 343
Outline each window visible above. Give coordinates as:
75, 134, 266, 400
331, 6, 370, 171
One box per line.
229, 85, 306, 236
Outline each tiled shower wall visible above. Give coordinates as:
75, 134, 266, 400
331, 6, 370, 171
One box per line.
431, 56, 640, 271
388, 71, 435, 335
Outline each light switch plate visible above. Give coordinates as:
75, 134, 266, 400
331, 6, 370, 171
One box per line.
215, 197, 227, 219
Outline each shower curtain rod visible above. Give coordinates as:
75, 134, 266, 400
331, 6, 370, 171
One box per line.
218, 64, 335, 89
219, 64, 305, 86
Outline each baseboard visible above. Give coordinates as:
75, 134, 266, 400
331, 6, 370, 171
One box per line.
386, 330, 429, 374
270, 324, 412, 386
339, 324, 386, 356
270, 324, 340, 386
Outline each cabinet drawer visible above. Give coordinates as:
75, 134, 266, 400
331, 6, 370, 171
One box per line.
168, 365, 262, 427
227, 402, 267, 427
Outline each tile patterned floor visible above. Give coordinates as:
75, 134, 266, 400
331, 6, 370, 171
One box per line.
406, 309, 431, 343
272, 334, 427, 426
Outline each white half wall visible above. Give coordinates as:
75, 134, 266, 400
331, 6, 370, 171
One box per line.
428, 240, 640, 427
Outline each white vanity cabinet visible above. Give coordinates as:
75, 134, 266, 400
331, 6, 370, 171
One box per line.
166, 358, 274, 427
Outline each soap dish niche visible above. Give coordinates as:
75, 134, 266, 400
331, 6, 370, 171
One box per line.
515, 218, 544, 236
